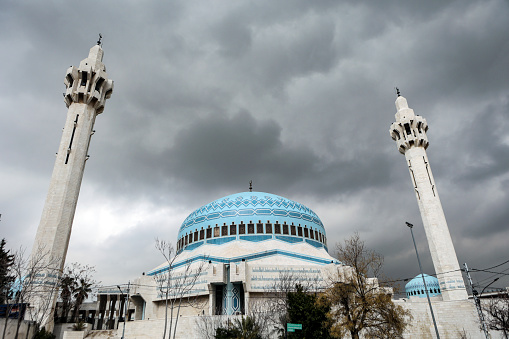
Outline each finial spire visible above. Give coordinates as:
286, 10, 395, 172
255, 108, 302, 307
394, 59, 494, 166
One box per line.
396, 87, 401, 97
249, 180, 253, 192
97, 33, 102, 46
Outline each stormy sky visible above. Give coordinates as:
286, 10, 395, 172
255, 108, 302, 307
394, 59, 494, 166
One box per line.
1, 0, 508, 293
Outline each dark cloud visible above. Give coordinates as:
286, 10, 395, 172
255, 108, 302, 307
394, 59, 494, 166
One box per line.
1, 0, 508, 290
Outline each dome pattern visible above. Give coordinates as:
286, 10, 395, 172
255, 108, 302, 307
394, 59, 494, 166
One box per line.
176, 192, 328, 253
405, 274, 441, 298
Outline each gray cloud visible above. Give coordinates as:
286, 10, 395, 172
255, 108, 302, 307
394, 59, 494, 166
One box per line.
1, 0, 508, 290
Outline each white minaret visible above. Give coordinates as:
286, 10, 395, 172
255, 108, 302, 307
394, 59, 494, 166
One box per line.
30, 42, 113, 326
390, 92, 467, 301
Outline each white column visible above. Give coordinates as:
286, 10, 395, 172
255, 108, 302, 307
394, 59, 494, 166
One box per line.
30, 44, 113, 329
390, 95, 467, 301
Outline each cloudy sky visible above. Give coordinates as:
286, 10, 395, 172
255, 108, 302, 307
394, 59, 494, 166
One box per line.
1, 0, 508, 293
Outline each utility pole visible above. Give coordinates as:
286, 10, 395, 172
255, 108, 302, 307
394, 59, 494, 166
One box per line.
464, 263, 490, 339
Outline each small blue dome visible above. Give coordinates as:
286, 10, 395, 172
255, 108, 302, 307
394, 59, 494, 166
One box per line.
405, 274, 441, 298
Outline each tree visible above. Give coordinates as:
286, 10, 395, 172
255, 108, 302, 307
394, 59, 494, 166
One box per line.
155, 239, 208, 339
325, 234, 410, 339
58, 275, 75, 323
214, 316, 262, 339
252, 269, 323, 338
483, 295, 509, 339
2, 245, 61, 339
0, 239, 15, 304
286, 284, 331, 339
57, 262, 98, 323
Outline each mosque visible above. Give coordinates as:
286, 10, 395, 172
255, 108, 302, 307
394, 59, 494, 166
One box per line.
27, 43, 487, 338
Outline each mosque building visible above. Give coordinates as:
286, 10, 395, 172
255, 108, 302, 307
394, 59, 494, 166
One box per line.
28, 43, 488, 338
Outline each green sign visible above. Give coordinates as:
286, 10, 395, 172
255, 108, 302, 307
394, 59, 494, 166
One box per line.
287, 323, 302, 332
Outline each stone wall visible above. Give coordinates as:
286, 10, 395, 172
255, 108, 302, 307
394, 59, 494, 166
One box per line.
0, 319, 36, 339
396, 299, 483, 338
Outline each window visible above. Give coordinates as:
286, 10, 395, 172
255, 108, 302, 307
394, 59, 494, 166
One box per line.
248, 223, 254, 234
81, 72, 88, 87
66, 74, 74, 87
230, 224, 236, 235
274, 222, 281, 234
239, 223, 246, 234
206, 227, 212, 239
214, 226, 220, 237
404, 123, 412, 136
194, 231, 198, 241
291, 225, 296, 236
256, 222, 263, 234
283, 223, 289, 235
265, 222, 272, 234
222, 225, 228, 236
315, 230, 319, 240
298, 226, 303, 237
304, 227, 309, 238
200, 229, 204, 240
95, 77, 104, 92
393, 130, 401, 140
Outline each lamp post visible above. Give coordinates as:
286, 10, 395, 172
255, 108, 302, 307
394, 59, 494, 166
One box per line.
480, 278, 500, 297
117, 283, 130, 339
406, 221, 440, 339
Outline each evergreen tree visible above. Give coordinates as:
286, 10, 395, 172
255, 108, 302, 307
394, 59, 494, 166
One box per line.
286, 284, 331, 339
0, 239, 15, 304
214, 316, 262, 339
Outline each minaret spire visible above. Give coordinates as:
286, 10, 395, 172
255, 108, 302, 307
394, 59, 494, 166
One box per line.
390, 95, 467, 301
31, 44, 114, 328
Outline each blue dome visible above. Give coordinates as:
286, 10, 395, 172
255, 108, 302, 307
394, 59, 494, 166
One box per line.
176, 192, 327, 252
405, 274, 441, 298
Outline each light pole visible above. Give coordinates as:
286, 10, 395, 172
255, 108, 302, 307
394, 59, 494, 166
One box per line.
406, 221, 440, 339
480, 278, 500, 297
117, 283, 130, 339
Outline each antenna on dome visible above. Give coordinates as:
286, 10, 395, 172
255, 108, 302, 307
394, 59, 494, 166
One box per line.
249, 180, 253, 192
395, 87, 401, 97
97, 33, 103, 46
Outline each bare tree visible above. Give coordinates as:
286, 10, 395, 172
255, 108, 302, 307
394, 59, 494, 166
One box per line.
483, 295, 509, 339
325, 234, 411, 339
2, 245, 61, 339
155, 239, 208, 339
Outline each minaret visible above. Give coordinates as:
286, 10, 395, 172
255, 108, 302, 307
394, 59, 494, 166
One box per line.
390, 92, 467, 301
30, 42, 113, 325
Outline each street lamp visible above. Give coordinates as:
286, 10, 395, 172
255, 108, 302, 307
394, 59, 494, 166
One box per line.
480, 278, 500, 297
117, 285, 129, 339
406, 221, 441, 339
